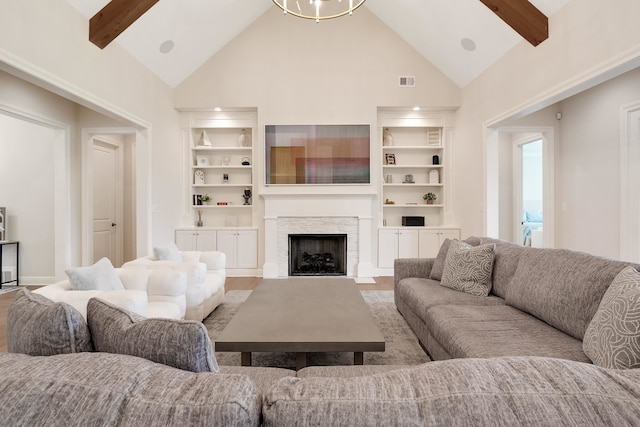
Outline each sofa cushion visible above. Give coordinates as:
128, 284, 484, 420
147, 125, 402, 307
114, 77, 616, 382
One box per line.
429, 238, 453, 281
66, 257, 125, 291
263, 357, 640, 426
153, 243, 182, 261
396, 278, 505, 321
583, 266, 640, 369
505, 247, 636, 340
87, 298, 218, 373
480, 237, 526, 299
0, 352, 260, 426
425, 304, 591, 362
441, 240, 496, 297
7, 289, 93, 355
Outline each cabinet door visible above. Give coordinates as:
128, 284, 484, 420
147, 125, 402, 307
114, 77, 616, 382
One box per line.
195, 230, 217, 251
175, 230, 197, 251
236, 230, 257, 269
398, 229, 419, 258
378, 229, 399, 268
216, 230, 238, 268
418, 229, 441, 258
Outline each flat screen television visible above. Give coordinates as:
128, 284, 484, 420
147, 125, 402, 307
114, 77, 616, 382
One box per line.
265, 124, 370, 185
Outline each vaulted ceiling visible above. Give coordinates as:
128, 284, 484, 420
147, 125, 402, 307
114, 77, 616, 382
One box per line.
66, 0, 570, 88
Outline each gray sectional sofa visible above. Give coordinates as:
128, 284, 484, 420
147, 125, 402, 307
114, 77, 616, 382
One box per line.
394, 236, 638, 363
3, 240, 640, 427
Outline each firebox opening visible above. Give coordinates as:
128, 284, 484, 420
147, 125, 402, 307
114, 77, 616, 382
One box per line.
288, 234, 347, 276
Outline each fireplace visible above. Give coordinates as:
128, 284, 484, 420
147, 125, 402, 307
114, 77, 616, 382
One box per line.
288, 234, 347, 276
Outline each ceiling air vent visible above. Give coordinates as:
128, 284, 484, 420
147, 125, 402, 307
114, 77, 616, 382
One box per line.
399, 76, 415, 87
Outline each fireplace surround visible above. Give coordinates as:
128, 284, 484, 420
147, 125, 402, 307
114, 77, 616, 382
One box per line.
262, 194, 375, 280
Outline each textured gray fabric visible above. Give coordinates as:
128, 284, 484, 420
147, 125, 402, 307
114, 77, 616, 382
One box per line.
428, 238, 453, 281
0, 352, 260, 427
425, 304, 591, 362
65, 257, 125, 291
393, 258, 434, 288
263, 357, 640, 427
297, 365, 412, 378
480, 237, 526, 298
219, 366, 296, 396
583, 266, 640, 369
396, 278, 505, 321
7, 289, 93, 355
441, 240, 495, 296
87, 298, 218, 372
506, 247, 636, 340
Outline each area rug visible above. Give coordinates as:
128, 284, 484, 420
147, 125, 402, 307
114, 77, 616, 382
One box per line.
203, 290, 430, 369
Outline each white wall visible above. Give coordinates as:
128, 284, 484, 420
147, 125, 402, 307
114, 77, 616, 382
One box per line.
556, 67, 640, 257
0, 114, 56, 282
0, 0, 182, 261
457, 0, 640, 247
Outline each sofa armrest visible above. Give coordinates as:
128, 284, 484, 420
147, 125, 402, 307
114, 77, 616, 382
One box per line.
199, 251, 227, 271
394, 258, 435, 287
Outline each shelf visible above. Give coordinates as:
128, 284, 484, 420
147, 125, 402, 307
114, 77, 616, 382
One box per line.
383, 164, 443, 169
192, 205, 252, 209
383, 183, 443, 187
191, 165, 252, 169
192, 184, 253, 188
383, 204, 443, 208
192, 146, 252, 151
382, 145, 442, 150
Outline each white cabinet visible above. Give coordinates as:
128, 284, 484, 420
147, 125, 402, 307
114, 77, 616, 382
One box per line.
378, 228, 420, 268
175, 229, 216, 251
216, 229, 258, 269
378, 227, 460, 268
175, 228, 258, 270
378, 110, 454, 228
183, 110, 257, 228
418, 228, 460, 258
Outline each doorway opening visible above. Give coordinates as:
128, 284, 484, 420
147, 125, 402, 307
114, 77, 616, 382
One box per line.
516, 139, 543, 246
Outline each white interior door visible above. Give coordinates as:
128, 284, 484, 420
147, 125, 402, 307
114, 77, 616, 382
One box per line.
92, 138, 123, 265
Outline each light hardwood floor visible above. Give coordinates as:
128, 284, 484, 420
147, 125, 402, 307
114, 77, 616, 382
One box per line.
0, 277, 394, 353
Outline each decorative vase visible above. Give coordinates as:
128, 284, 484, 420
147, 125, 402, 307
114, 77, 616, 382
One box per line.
197, 130, 212, 147
383, 128, 394, 146
238, 129, 249, 147
426, 200, 434, 205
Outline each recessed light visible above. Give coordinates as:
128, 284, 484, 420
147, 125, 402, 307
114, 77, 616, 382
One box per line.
159, 40, 174, 54
413, 106, 421, 111
214, 107, 222, 112
461, 38, 476, 52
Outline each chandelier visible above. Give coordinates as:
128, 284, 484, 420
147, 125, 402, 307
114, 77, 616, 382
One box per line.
272, 0, 367, 23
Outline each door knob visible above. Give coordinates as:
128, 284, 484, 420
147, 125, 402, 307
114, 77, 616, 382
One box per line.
111, 223, 117, 227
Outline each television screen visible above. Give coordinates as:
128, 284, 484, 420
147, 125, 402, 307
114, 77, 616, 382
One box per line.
265, 124, 370, 185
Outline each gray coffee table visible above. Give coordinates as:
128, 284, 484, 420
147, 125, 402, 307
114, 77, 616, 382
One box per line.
215, 278, 385, 370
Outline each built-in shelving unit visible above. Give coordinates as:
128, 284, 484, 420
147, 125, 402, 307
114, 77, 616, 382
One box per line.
184, 111, 257, 228
377, 109, 459, 271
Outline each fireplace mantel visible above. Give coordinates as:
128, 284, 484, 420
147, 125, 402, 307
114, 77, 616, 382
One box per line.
262, 193, 375, 280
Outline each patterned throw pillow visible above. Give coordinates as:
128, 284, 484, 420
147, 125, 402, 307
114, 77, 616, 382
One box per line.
7, 289, 93, 355
87, 298, 218, 373
66, 257, 125, 291
583, 266, 640, 369
440, 240, 495, 297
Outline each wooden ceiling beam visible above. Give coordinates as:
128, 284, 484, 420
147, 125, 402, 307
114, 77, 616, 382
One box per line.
479, 0, 548, 46
89, 0, 160, 49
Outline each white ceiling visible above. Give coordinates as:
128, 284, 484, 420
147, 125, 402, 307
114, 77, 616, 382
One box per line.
66, 0, 570, 88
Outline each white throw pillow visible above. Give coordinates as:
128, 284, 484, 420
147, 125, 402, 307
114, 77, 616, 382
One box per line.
66, 257, 125, 291
583, 266, 640, 369
153, 243, 182, 261
440, 240, 495, 297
